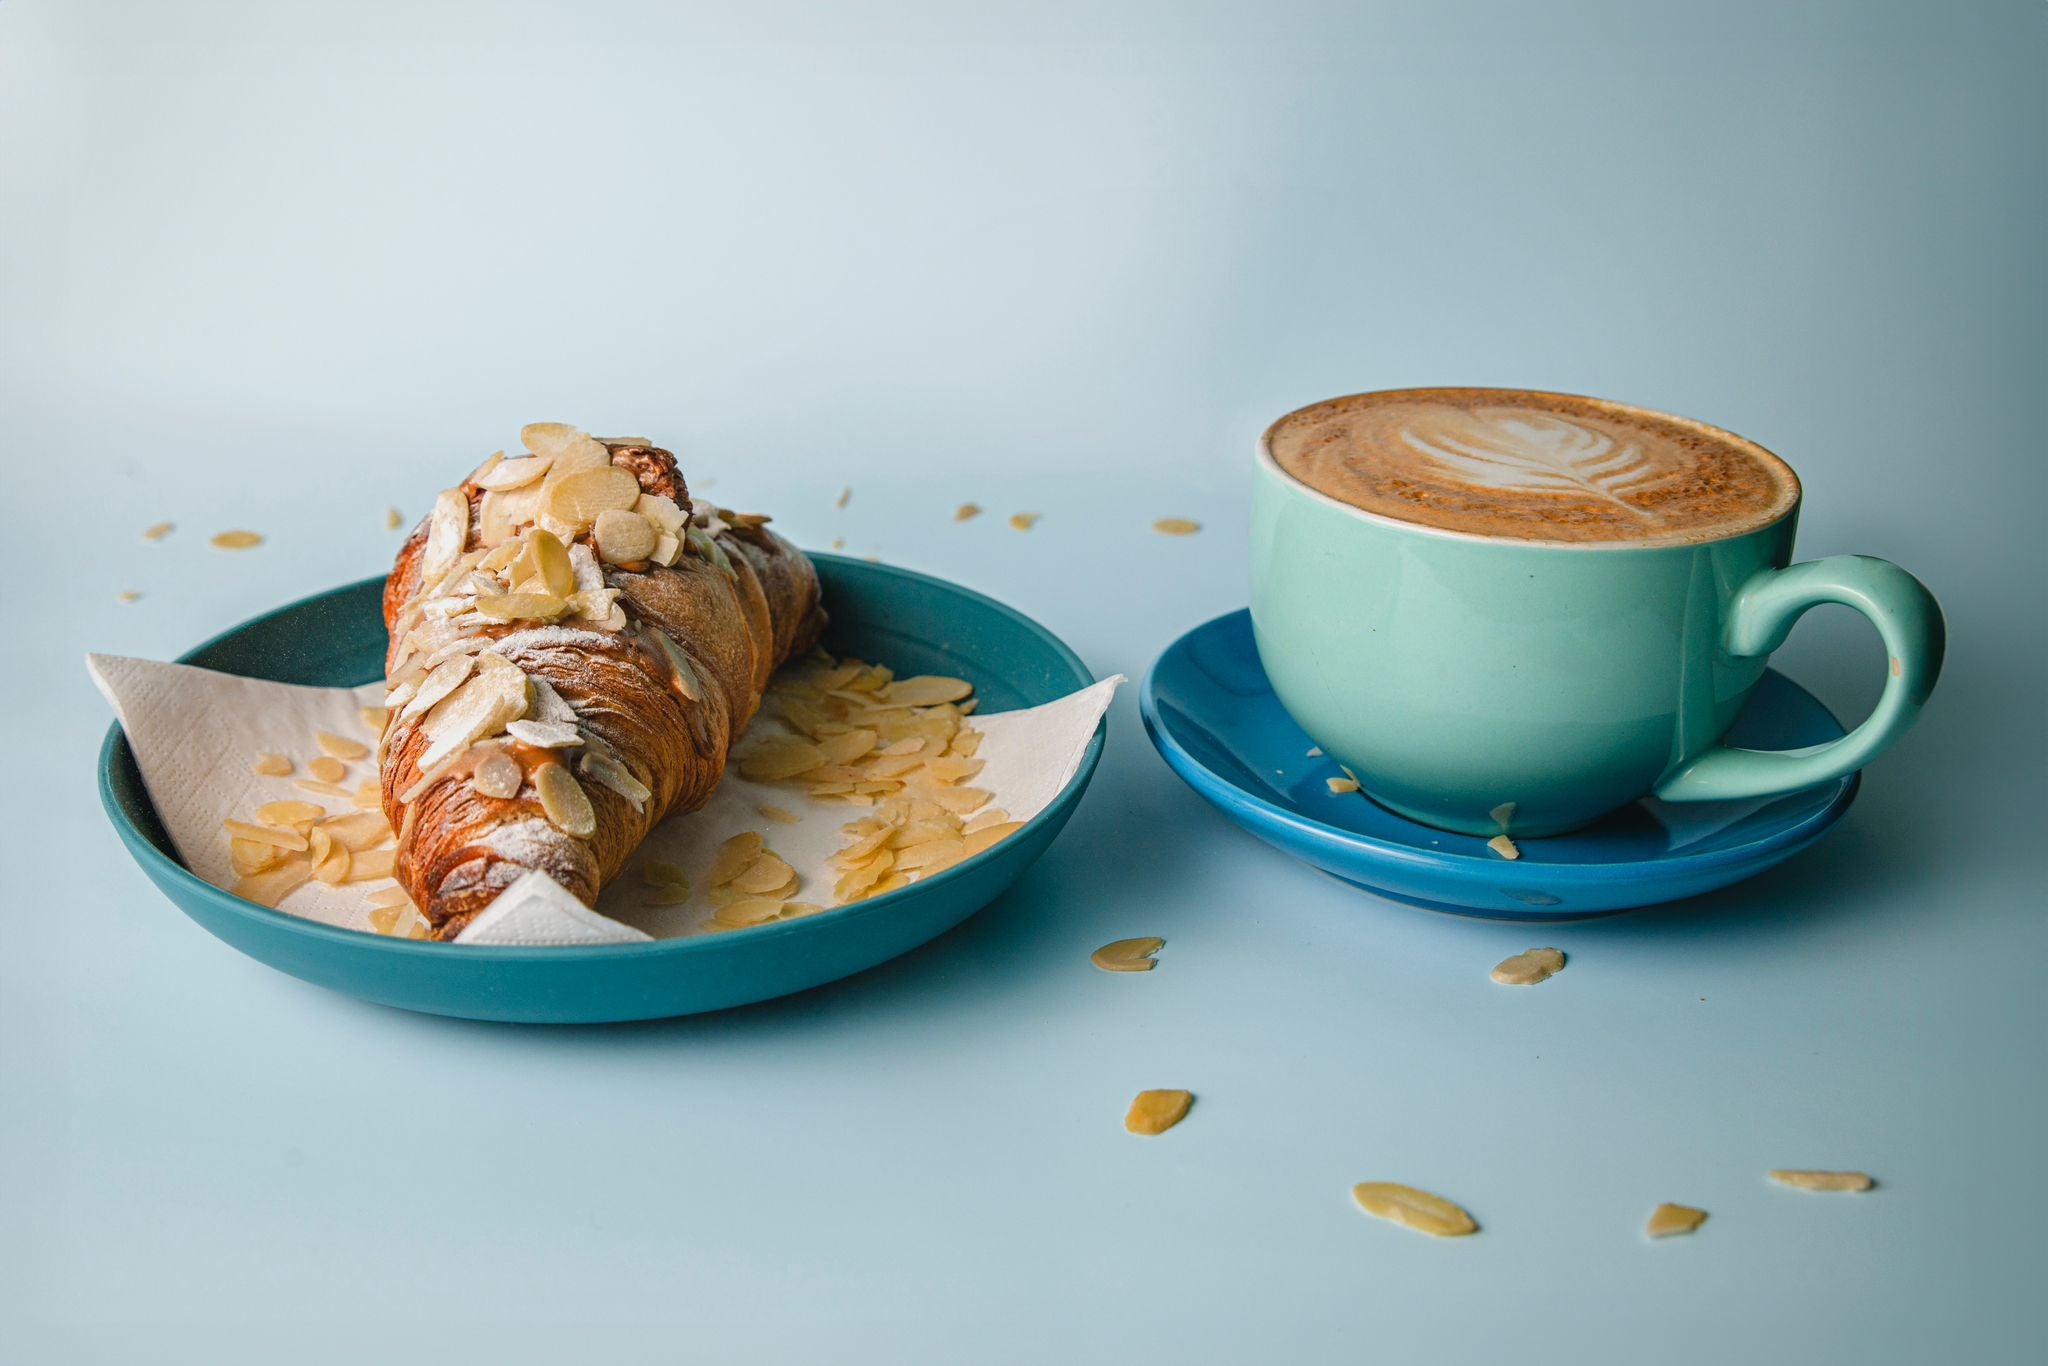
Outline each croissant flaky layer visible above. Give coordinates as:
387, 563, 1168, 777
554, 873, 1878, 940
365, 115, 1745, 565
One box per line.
377, 431, 824, 939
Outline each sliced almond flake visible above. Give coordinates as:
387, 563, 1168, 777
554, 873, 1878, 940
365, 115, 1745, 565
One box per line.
577, 748, 650, 810
534, 762, 597, 838
478, 482, 544, 547
477, 592, 570, 623
230, 838, 285, 876
526, 676, 578, 724
948, 730, 983, 757
929, 785, 992, 816
316, 811, 391, 851
599, 435, 653, 447
960, 807, 1011, 835
467, 450, 505, 483
358, 706, 391, 734
525, 528, 577, 596
226, 823, 305, 856
1350, 1183, 1477, 1237
882, 675, 974, 707
294, 779, 355, 799
368, 905, 405, 935
255, 800, 324, 827
878, 737, 925, 757
649, 531, 682, 567
1489, 801, 1518, 829
1306, 745, 1323, 757
732, 851, 797, 895
252, 753, 293, 777
1487, 834, 1521, 860
922, 756, 984, 784
892, 838, 966, 873
352, 780, 382, 810
505, 719, 583, 749
641, 861, 690, 888
520, 423, 581, 457
740, 737, 828, 781
832, 825, 895, 864
714, 898, 787, 928
1007, 512, 1039, 531
117, 590, 142, 604
385, 506, 404, 531
544, 466, 641, 530
1768, 1170, 1874, 1192
476, 455, 552, 490
365, 886, 412, 909
816, 728, 879, 766
421, 487, 469, 582
636, 493, 686, 536
313, 841, 351, 885
210, 530, 264, 550
1152, 517, 1201, 536
1124, 1090, 1193, 1136
471, 749, 524, 799
780, 902, 825, 919
345, 847, 396, 882
400, 654, 477, 723
953, 503, 981, 522
417, 656, 530, 772
756, 804, 800, 825
1491, 947, 1565, 986
1091, 937, 1165, 973
306, 756, 348, 784
1327, 776, 1360, 794
143, 521, 175, 541
962, 821, 1024, 856
1646, 1204, 1709, 1238
835, 486, 852, 509
233, 857, 313, 908
708, 832, 765, 886
647, 629, 704, 702
593, 508, 658, 565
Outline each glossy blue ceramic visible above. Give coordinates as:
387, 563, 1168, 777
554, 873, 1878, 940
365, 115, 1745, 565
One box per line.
98, 556, 1105, 1022
1141, 610, 1858, 919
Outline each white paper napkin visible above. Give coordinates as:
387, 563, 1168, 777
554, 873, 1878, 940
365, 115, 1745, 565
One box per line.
89, 652, 1118, 946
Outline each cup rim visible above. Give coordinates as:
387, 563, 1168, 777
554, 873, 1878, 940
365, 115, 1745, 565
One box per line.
1256, 386, 1802, 551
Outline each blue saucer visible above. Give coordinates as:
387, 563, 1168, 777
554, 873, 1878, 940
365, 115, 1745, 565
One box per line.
1140, 610, 1859, 919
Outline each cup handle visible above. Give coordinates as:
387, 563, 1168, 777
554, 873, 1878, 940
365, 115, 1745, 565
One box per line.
1653, 555, 1945, 804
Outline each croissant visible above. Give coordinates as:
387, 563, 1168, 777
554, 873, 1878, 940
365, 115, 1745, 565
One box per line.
377, 425, 825, 939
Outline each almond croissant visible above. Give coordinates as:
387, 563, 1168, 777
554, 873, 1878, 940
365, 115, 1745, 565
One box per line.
377, 425, 824, 939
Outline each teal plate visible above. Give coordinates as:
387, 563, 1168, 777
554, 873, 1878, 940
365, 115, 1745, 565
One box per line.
97, 556, 1105, 1023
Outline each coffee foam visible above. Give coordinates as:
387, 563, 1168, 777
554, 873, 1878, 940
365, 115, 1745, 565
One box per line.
1265, 389, 1800, 546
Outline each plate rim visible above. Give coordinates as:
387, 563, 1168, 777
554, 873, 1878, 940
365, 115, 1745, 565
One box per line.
98, 553, 1105, 959
1139, 607, 1859, 886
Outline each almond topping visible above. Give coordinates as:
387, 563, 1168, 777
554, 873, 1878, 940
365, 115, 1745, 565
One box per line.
477, 593, 570, 623
505, 719, 583, 749
740, 738, 828, 781
533, 762, 597, 838
544, 466, 641, 530
471, 749, 524, 799
593, 508, 658, 565
252, 753, 292, 777
476, 455, 552, 490
210, 530, 264, 550
421, 487, 469, 581
882, 676, 974, 707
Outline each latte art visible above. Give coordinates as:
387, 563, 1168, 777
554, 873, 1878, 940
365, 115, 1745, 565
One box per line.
1266, 388, 1798, 545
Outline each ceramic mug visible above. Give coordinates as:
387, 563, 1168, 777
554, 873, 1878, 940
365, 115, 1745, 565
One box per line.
1249, 390, 1945, 837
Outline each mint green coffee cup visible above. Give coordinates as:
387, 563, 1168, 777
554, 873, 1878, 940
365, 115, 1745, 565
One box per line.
1249, 388, 1945, 837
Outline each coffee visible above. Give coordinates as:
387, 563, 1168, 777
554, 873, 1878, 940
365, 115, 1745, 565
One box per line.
1264, 387, 1799, 546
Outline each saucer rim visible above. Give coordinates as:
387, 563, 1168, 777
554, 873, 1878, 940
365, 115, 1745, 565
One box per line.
1139, 608, 1859, 886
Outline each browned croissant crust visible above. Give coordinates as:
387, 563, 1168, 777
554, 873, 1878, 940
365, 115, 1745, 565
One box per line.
377, 428, 824, 939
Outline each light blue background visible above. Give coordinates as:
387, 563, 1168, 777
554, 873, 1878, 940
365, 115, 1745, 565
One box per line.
3, 2, 2041, 1360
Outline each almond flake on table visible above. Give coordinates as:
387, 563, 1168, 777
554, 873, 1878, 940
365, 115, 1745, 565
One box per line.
1351, 1183, 1477, 1238
1008, 512, 1040, 531
117, 590, 142, 603
1491, 947, 1565, 985
1487, 834, 1521, 860
1091, 937, 1164, 972
1326, 776, 1359, 794
1646, 1203, 1709, 1237
385, 506, 404, 530
953, 502, 982, 522
836, 487, 852, 509
1124, 1089, 1193, 1135
142, 521, 174, 542
1152, 518, 1201, 536
1768, 1170, 1875, 1192
210, 530, 264, 550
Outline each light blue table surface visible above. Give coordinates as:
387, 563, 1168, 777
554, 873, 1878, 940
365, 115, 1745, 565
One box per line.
3, 2, 2041, 1361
